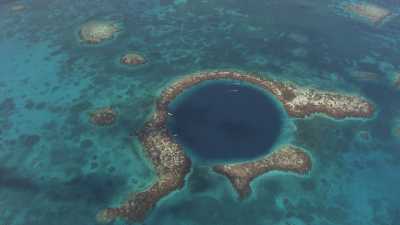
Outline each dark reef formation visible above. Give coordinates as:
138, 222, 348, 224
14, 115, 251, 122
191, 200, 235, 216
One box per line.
89, 107, 117, 126
97, 71, 374, 222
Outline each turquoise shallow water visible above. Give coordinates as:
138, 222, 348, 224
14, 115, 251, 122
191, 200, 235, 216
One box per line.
0, 0, 400, 225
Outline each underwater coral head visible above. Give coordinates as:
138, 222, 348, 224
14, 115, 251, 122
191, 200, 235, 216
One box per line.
79, 20, 120, 44
89, 107, 117, 126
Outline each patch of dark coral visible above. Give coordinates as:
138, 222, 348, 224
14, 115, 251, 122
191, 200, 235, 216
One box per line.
24, 99, 35, 110
0, 97, 16, 116
19, 134, 41, 149
80, 139, 93, 149
0, 167, 39, 192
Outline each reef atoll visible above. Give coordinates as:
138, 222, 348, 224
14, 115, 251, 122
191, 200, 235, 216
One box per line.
159, 71, 374, 119
214, 145, 311, 198
79, 20, 119, 44
10, 3, 26, 12
97, 82, 192, 222
98, 71, 374, 223
341, 2, 393, 26
97, 124, 191, 222
121, 52, 146, 65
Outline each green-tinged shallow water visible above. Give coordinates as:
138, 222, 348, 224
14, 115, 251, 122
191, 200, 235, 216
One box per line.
0, 0, 400, 225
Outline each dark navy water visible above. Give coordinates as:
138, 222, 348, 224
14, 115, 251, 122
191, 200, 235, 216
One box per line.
168, 81, 283, 161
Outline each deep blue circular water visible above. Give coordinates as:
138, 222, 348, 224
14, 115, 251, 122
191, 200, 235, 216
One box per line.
167, 80, 283, 161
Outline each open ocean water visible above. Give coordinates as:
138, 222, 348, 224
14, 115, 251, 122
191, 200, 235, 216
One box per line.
0, 0, 400, 225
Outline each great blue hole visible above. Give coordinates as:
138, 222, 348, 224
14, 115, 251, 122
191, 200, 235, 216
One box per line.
167, 80, 283, 161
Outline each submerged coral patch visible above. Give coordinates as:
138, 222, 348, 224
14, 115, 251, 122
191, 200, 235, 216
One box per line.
10, 3, 26, 12
350, 70, 380, 82
394, 127, 400, 138
392, 120, 400, 139
89, 107, 117, 126
121, 52, 146, 65
79, 20, 120, 44
339, 1, 393, 26
394, 72, 400, 89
